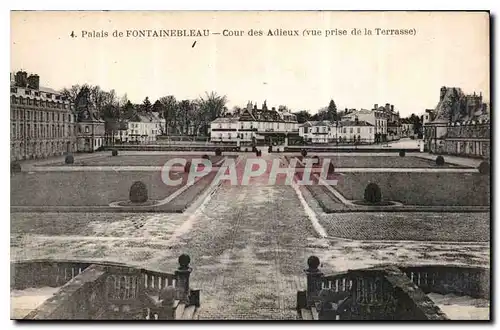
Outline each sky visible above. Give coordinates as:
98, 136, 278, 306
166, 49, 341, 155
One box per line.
11, 11, 490, 117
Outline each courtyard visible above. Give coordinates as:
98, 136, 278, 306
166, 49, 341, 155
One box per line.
10, 150, 490, 319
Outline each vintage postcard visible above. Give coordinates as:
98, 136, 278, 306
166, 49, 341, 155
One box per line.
10, 11, 490, 320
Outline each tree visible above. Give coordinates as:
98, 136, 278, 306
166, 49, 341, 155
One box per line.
328, 99, 338, 121
159, 95, 178, 135
293, 110, 312, 123
142, 97, 152, 113
197, 91, 227, 121
123, 100, 138, 121
60, 85, 81, 104
152, 100, 164, 115
232, 106, 242, 116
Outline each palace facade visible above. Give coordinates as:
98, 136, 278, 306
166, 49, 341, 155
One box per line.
10, 71, 77, 161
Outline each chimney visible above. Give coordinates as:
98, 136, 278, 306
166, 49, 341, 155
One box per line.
374, 104, 378, 110
390, 105, 394, 112
272, 107, 276, 111
27, 74, 40, 90
15, 70, 28, 87
355, 116, 359, 125
385, 103, 390, 111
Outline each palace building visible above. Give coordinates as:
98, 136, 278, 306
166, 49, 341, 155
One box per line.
10, 71, 77, 161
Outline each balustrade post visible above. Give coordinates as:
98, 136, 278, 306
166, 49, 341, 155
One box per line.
157, 286, 176, 320
175, 254, 192, 304
305, 255, 323, 308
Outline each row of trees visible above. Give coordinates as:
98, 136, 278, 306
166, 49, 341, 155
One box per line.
60, 85, 228, 136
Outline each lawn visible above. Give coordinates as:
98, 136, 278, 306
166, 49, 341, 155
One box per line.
288, 155, 466, 168
334, 172, 490, 206
10, 170, 216, 207
318, 212, 490, 242
44, 155, 235, 167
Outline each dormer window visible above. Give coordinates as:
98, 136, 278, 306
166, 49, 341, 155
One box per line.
25, 90, 31, 95
10, 87, 17, 93
46, 93, 52, 99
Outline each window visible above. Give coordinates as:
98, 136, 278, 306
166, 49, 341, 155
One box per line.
370, 128, 373, 133
11, 124, 15, 138
85, 126, 89, 133
35, 92, 40, 97
25, 90, 31, 95
10, 87, 17, 93
343, 128, 347, 133
52, 113, 55, 121
357, 128, 361, 134
350, 128, 353, 134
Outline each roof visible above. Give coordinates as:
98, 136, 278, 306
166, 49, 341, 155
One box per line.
39, 86, 59, 94
211, 117, 240, 124
137, 112, 163, 122
338, 120, 373, 127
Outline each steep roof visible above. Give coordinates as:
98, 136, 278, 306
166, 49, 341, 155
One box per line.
339, 120, 373, 127
211, 117, 240, 124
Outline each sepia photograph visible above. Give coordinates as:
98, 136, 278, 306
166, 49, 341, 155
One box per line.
9, 10, 491, 321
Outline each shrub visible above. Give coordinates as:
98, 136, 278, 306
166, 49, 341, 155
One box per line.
399, 150, 406, 157
245, 148, 248, 152
65, 154, 74, 164
436, 155, 445, 166
202, 154, 210, 160
478, 161, 490, 175
256, 150, 262, 157
11, 162, 21, 173
268, 146, 273, 153
364, 183, 382, 204
301, 149, 308, 157
184, 161, 191, 173
215, 148, 222, 156
112, 149, 118, 156
129, 181, 148, 203
252, 146, 258, 153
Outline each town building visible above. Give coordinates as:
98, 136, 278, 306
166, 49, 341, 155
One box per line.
210, 117, 239, 143
299, 120, 330, 143
121, 113, 166, 144
298, 119, 374, 144
424, 86, 490, 158
10, 71, 77, 161
342, 107, 389, 143
336, 119, 375, 143
209, 101, 299, 146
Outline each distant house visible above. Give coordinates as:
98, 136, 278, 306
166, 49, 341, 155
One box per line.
299, 121, 331, 143
209, 101, 299, 145
111, 112, 166, 144
210, 117, 240, 143
336, 119, 374, 143
298, 118, 374, 144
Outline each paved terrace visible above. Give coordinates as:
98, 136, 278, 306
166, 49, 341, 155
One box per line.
11, 151, 490, 320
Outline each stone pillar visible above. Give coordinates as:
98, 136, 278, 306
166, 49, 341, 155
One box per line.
305, 255, 323, 307
157, 286, 176, 320
175, 254, 192, 304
